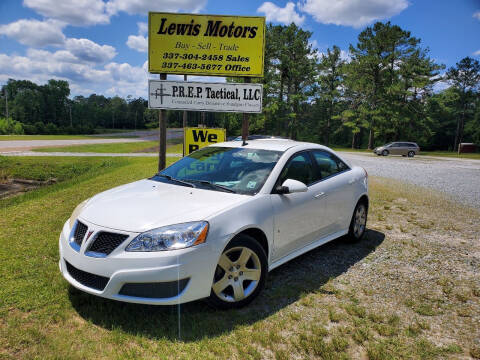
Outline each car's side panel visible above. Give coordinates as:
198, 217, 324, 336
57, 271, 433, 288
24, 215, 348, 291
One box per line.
270, 188, 328, 261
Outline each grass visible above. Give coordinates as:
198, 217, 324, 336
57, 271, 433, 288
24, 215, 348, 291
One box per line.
0, 158, 479, 359
0, 135, 100, 141
420, 151, 480, 160
332, 146, 480, 160
0, 156, 128, 183
32, 139, 184, 154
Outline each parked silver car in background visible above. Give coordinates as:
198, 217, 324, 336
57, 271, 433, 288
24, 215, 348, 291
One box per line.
373, 142, 420, 157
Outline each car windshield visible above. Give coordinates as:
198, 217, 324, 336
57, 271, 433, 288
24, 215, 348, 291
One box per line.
152, 146, 283, 195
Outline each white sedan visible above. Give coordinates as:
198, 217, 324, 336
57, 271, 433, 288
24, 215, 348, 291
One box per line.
59, 139, 368, 309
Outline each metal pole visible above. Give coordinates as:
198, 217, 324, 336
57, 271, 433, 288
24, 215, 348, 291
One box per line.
241, 77, 251, 145
182, 75, 187, 128
158, 73, 167, 171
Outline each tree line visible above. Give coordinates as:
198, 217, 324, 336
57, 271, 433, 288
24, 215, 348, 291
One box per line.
1, 21, 479, 150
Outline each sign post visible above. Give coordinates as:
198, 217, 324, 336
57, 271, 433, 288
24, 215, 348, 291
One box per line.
158, 73, 167, 171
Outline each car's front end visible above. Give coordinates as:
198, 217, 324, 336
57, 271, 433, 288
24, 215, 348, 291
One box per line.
59, 215, 223, 305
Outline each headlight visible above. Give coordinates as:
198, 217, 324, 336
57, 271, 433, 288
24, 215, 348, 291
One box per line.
69, 199, 90, 229
125, 221, 209, 252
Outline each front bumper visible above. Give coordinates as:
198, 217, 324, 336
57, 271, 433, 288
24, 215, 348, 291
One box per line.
59, 219, 222, 305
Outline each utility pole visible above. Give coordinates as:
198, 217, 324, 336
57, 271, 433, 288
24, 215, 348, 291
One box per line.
112, 111, 115, 129
158, 73, 167, 171
183, 75, 187, 128
69, 104, 72, 127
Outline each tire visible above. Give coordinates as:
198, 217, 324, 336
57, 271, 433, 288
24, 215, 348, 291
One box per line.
382, 150, 389, 156
346, 200, 368, 242
207, 234, 267, 309
407, 151, 415, 157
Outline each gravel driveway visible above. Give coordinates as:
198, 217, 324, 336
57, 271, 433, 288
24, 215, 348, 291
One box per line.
341, 152, 480, 210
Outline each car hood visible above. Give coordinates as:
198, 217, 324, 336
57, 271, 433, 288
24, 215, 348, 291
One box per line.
79, 179, 249, 232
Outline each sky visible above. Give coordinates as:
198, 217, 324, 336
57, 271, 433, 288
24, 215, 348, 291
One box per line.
0, 0, 479, 98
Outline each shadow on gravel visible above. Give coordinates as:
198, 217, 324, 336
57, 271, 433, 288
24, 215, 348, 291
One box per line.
69, 229, 384, 342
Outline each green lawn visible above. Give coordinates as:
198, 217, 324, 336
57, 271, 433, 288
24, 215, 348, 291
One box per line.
0, 135, 101, 141
420, 151, 480, 160
32, 140, 184, 154
0, 156, 478, 359
333, 147, 480, 160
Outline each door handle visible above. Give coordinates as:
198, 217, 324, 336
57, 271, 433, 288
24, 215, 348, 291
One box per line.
314, 192, 325, 199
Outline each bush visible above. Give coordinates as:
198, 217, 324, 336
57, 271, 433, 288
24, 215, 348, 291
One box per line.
34, 122, 45, 134
0, 117, 24, 135
45, 123, 58, 134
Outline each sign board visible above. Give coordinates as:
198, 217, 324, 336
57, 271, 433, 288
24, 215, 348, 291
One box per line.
148, 80, 263, 113
148, 12, 265, 77
184, 127, 226, 155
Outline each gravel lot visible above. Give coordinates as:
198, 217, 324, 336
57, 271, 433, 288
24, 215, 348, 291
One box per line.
341, 152, 480, 210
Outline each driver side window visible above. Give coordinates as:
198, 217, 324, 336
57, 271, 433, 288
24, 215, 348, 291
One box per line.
277, 153, 314, 186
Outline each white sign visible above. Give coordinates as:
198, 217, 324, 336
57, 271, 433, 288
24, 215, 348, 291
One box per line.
148, 80, 263, 113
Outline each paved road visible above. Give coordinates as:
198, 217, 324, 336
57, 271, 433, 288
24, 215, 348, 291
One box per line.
341, 152, 480, 210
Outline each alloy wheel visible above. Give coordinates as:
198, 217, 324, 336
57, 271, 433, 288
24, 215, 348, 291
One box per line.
353, 204, 367, 238
212, 246, 262, 302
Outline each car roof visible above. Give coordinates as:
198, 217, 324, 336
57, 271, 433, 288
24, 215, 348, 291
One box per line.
209, 139, 330, 152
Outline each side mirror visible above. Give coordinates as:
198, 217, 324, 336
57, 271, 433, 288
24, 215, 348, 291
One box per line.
276, 179, 308, 194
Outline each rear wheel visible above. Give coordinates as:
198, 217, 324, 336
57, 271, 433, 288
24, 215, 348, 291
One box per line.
408, 151, 415, 157
347, 201, 368, 242
382, 150, 389, 156
207, 234, 267, 309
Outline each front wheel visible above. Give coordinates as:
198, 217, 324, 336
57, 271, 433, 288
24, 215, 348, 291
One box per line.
382, 150, 389, 156
207, 235, 267, 309
347, 201, 368, 242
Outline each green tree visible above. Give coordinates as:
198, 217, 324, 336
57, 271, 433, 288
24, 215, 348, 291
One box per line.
317, 45, 346, 145
446, 57, 480, 150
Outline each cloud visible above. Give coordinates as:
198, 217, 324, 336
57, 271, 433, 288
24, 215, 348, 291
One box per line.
298, 0, 409, 28
127, 35, 148, 53
106, 0, 206, 16
473, 50, 480, 56
0, 19, 65, 47
65, 38, 116, 63
474, 11, 480, 20
0, 50, 148, 97
23, 0, 109, 26
137, 22, 148, 35
126, 23, 148, 53
257, 2, 305, 25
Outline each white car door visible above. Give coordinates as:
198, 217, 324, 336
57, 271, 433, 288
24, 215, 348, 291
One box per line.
270, 152, 327, 261
310, 150, 355, 232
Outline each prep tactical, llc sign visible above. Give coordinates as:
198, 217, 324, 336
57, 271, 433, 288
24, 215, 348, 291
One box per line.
148, 80, 263, 113
184, 127, 226, 155
148, 13, 265, 77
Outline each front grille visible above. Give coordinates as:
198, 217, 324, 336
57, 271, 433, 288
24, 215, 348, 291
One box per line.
119, 279, 190, 299
73, 221, 88, 246
87, 232, 129, 255
64, 260, 109, 291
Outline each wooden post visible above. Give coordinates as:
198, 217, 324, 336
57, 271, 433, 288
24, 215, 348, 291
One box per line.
158, 73, 167, 171
182, 75, 187, 128
242, 77, 251, 145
